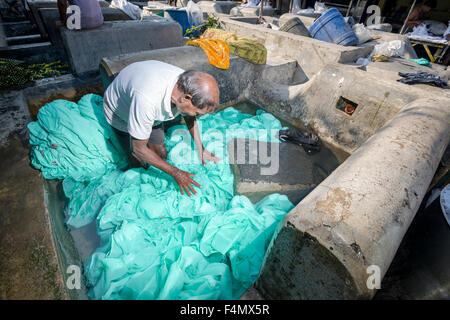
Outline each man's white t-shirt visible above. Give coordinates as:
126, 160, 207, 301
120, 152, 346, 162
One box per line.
103, 60, 184, 140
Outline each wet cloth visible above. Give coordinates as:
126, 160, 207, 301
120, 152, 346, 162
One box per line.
202, 29, 267, 65
29, 94, 293, 300
186, 39, 230, 70
28, 94, 128, 181
408, 58, 431, 66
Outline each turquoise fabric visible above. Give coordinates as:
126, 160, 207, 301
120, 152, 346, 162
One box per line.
28, 94, 128, 181
408, 58, 431, 66
28, 94, 294, 300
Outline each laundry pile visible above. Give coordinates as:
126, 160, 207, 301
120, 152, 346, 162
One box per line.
28, 94, 294, 299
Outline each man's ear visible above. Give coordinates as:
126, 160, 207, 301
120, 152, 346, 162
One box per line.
182, 94, 192, 102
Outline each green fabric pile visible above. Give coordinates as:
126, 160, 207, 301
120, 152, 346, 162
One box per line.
28, 94, 294, 300
28, 94, 129, 181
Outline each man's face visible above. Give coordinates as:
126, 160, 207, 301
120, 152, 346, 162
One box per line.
172, 74, 220, 117
174, 92, 217, 117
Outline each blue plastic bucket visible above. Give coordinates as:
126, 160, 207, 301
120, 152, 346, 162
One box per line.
165, 9, 190, 36
309, 8, 358, 46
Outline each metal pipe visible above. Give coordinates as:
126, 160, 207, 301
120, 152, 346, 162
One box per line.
259, 0, 264, 20
346, 0, 354, 17
400, 0, 417, 34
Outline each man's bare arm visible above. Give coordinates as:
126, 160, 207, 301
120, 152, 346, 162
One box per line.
131, 138, 201, 196
185, 116, 219, 165
185, 116, 203, 153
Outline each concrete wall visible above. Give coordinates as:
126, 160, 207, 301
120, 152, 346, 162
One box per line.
26, 0, 110, 38
257, 97, 450, 299
220, 17, 374, 79
39, 7, 132, 47
61, 17, 184, 75
247, 63, 450, 153
100, 46, 265, 104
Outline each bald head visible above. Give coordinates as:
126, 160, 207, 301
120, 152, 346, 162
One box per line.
176, 70, 219, 111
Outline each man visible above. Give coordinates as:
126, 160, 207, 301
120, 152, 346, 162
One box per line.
405, 0, 436, 30
57, 0, 104, 29
103, 60, 220, 197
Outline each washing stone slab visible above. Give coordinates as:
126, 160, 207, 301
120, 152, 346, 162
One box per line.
39, 7, 132, 47
228, 138, 341, 205
60, 18, 184, 75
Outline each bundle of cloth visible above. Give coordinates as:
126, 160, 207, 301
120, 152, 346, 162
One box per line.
201, 28, 267, 65
28, 94, 294, 299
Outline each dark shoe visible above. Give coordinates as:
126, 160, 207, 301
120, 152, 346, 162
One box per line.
278, 128, 319, 146
278, 128, 321, 155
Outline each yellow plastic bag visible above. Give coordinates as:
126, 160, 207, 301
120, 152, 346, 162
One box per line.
202, 29, 267, 65
186, 38, 230, 70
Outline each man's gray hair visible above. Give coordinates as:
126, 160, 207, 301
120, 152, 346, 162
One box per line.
176, 70, 217, 110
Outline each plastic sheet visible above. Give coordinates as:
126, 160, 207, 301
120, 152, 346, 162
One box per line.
186, 39, 230, 69
29, 94, 294, 299
110, 0, 142, 20
409, 23, 448, 44
353, 23, 372, 44
372, 40, 405, 58
186, 1, 203, 27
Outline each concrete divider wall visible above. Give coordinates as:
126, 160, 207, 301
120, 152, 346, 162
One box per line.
61, 18, 184, 75
39, 7, 132, 47
220, 17, 374, 79
247, 64, 450, 153
27, 0, 109, 37
100, 46, 266, 104
256, 98, 450, 299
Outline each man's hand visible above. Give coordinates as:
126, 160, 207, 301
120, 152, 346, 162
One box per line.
172, 168, 201, 197
200, 149, 220, 166
185, 116, 220, 166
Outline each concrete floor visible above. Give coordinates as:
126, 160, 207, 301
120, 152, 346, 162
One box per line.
0, 83, 66, 299
0, 137, 64, 299
374, 193, 450, 300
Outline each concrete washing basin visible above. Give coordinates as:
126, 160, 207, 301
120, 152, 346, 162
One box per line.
14, 16, 450, 299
